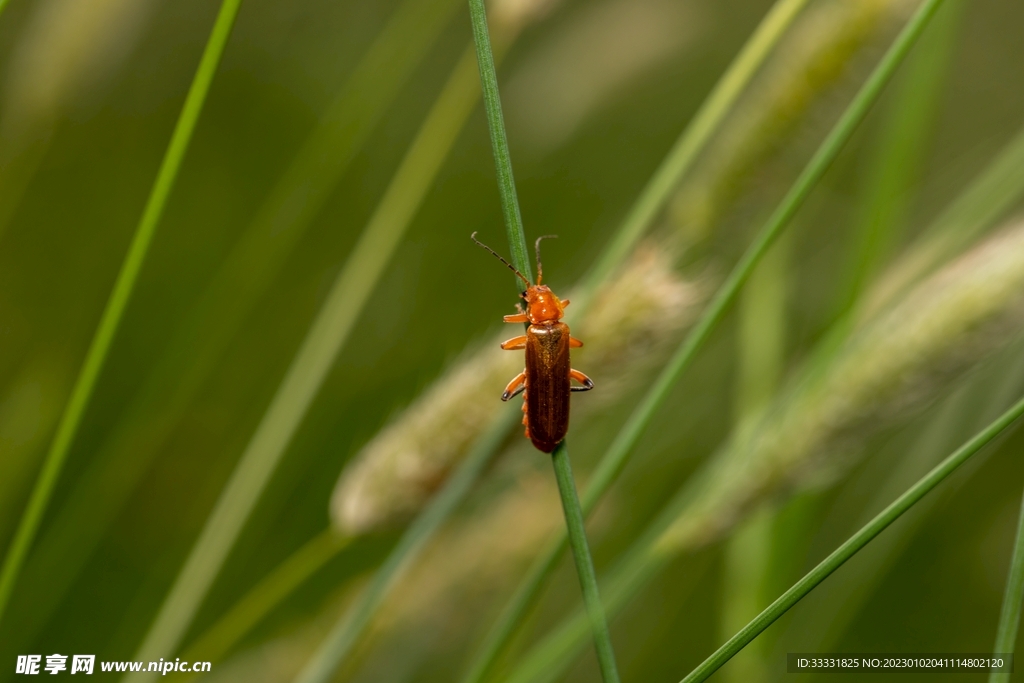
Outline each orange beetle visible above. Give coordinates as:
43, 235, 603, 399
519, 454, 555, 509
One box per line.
472, 232, 594, 453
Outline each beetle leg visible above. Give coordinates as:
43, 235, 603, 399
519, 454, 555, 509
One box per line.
569, 336, 583, 348
503, 313, 530, 323
501, 335, 528, 350
569, 369, 594, 392
502, 372, 526, 401
561, 299, 570, 308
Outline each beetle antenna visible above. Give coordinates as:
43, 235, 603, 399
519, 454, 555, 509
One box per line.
534, 234, 557, 285
471, 232, 531, 286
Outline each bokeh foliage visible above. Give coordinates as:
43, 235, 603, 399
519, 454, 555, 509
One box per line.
1, 0, 1024, 682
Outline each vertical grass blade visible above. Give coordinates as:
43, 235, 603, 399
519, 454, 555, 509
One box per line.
989, 487, 1024, 683
680, 394, 1024, 683
501, 559, 656, 683
551, 442, 621, 683
0, 0, 243, 628
469, 0, 620, 679
467, 0, 531, 281
293, 411, 516, 683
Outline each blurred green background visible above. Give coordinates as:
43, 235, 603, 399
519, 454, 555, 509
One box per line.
1, 0, 1024, 681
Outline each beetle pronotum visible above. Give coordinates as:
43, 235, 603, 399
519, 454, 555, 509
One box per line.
472, 232, 594, 453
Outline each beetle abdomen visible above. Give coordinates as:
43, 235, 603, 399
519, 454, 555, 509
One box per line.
524, 321, 571, 453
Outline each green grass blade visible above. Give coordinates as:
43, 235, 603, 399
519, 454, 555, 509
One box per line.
468, 0, 531, 282
551, 442, 621, 683
126, 27, 491, 676
293, 411, 517, 683
989, 486, 1024, 683
0, 0, 243, 628
681, 394, 1024, 683
469, 1, 619, 679
575, 0, 811, 314
181, 530, 350, 666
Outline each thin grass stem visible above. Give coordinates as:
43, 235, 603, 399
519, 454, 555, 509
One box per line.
492, 1, 948, 679
468, 0, 531, 283
469, 0, 621, 679
988, 486, 1024, 683
680, 394, 1024, 683
551, 442, 621, 683
293, 410, 517, 683
0, 0, 242, 628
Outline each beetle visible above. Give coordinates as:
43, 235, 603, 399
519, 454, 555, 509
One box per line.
471, 232, 594, 453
